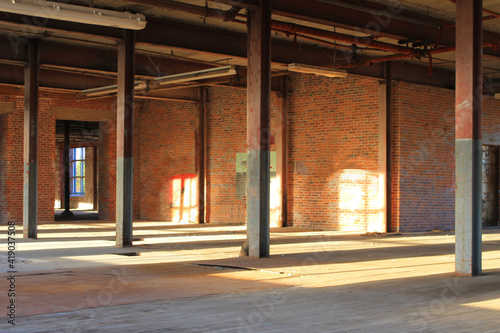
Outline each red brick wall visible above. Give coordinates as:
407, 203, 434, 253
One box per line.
287, 74, 381, 231
390, 85, 401, 231
139, 100, 196, 221
98, 119, 116, 221
0, 96, 55, 224
391, 82, 455, 232
0, 96, 9, 224
0, 95, 118, 224
205, 86, 279, 225
38, 98, 56, 222
4, 78, 500, 232
3, 96, 23, 225
483, 95, 500, 140
391, 82, 500, 231
206, 86, 247, 224
0, 112, 6, 223
133, 104, 142, 219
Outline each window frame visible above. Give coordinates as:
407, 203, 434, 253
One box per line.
70, 147, 86, 196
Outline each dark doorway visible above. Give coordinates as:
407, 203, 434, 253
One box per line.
482, 145, 499, 227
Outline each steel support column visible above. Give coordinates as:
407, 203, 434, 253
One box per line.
61, 120, 74, 219
385, 62, 392, 233
23, 39, 39, 239
276, 77, 288, 227
116, 30, 135, 247
246, 0, 271, 258
455, 0, 483, 276
93, 147, 98, 210
195, 87, 206, 224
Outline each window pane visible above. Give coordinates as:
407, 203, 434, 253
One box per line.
74, 162, 81, 177
70, 147, 86, 195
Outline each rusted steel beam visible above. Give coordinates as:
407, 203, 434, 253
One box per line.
269, 0, 500, 60
246, 1, 271, 258
134, 0, 418, 56
23, 39, 39, 239
0, 10, 471, 91
60, 120, 74, 219
0, 14, 337, 67
136, 18, 334, 67
341, 42, 496, 69
276, 77, 288, 228
116, 30, 135, 247
4, 0, 500, 61
128, 0, 244, 21
205, 0, 258, 9
447, 0, 500, 20
0, 36, 214, 78
455, 0, 483, 277
0, 60, 117, 90
195, 87, 207, 224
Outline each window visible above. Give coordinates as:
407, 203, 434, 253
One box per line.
70, 147, 86, 195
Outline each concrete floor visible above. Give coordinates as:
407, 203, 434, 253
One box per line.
1, 221, 500, 332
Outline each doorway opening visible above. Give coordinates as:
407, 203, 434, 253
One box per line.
55, 120, 99, 221
482, 145, 499, 227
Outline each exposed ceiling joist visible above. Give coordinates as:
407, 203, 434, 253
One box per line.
0, 0, 499, 94
0, 36, 215, 78
246, 0, 500, 59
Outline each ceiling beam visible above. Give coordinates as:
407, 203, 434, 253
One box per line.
136, 18, 337, 67
206, 0, 500, 60
0, 36, 216, 78
0, 8, 478, 91
269, 0, 500, 59
0, 63, 115, 90
0, 13, 336, 67
3, 1, 500, 62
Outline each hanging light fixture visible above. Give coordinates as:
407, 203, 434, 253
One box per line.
0, 0, 147, 30
79, 66, 237, 98
288, 63, 347, 78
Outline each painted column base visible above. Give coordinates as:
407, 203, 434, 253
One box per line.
116, 156, 133, 247
247, 149, 270, 258
455, 139, 482, 276
23, 162, 37, 239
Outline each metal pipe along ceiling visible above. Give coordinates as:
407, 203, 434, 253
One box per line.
127, 0, 421, 56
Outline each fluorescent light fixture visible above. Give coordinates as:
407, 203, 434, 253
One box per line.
153, 65, 237, 86
0, 0, 147, 30
79, 66, 237, 98
288, 63, 347, 78
80, 81, 145, 98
